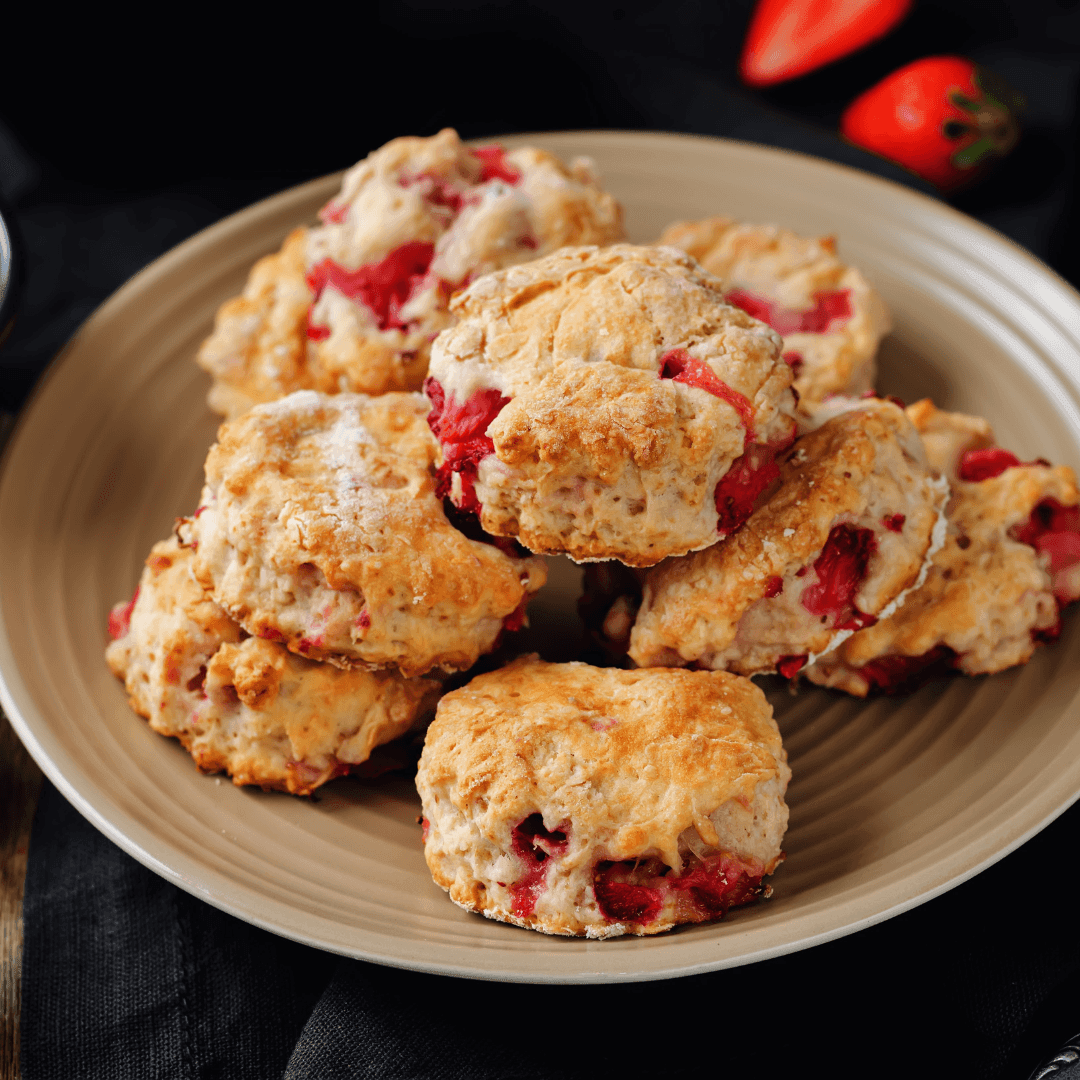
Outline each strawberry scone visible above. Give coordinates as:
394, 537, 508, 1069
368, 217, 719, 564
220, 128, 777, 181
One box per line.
415, 657, 789, 938
628, 398, 949, 675
197, 129, 624, 417
180, 391, 547, 677
658, 217, 891, 409
106, 539, 442, 795
804, 400, 1080, 695
425, 244, 799, 566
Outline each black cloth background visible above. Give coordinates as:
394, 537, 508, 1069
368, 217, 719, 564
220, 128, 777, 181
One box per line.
5, 2, 1080, 1076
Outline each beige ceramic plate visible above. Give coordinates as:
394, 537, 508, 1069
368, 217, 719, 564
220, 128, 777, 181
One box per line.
3, 132, 1080, 983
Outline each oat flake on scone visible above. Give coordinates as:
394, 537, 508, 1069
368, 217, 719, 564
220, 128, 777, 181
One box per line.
196, 128, 624, 417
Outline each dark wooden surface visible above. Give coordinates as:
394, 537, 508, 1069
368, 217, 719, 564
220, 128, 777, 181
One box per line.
0, 706, 43, 1079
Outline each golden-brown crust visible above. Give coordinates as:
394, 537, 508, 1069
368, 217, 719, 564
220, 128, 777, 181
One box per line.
658, 217, 891, 408
186, 391, 547, 676
196, 130, 625, 417
806, 401, 1079, 693
628, 400, 948, 671
416, 657, 788, 936
429, 243, 797, 565
106, 539, 442, 794
196, 227, 317, 417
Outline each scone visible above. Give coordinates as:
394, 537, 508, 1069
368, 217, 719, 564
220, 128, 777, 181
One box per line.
628, 398, 949, 675
658, 217, 891, 408
197, 129, 625, 417
415, 657, 789, 938
425, 243, 799, 566
804, 400, 1080, 694
106, 539, 442, 795
181, 391, 547, 676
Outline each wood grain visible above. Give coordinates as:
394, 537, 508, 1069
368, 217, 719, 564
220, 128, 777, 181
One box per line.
0, 708, 42, 1080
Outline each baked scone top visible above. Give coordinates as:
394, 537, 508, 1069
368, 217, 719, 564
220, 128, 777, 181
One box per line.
659, 216, 891, 408
432, 242, 792, 431
426, 244, 798, 564
419, 657, 785, 873
185, 391, 546, 675
628, 398, 948, 672
196, 129, 625, 416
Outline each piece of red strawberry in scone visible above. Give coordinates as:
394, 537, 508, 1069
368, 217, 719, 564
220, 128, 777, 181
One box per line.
627, 398, 948, 675
415, 657, 789, 938
804, 400, 1080, 695
658, 217, 891, 410
196, 129, 624, 417
106, 538, 442, 795
425, 243, 799, 567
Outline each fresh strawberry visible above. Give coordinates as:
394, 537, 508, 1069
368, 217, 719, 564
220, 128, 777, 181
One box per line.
840, 56, 1023, 192
739, 0, 912, 88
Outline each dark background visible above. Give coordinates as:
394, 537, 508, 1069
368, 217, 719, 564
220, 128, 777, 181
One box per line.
4, 2, 1080, 1077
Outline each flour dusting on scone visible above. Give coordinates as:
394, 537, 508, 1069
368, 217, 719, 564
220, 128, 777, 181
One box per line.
415, 658, 789, 938
804, 400, 1080, 694
425, 243, 799, 566
628, 398, 949, 675
106, 539, 442, 794
197, 129, 624, 416
659, 217, 891, 409
181, 391, 547, 676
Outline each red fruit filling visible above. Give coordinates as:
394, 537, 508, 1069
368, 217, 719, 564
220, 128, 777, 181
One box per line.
764, 575, 784, 598
958, 447, 1022, 482
777, 654, 808, 679
726, 288, 852, 336
424, 377, 510, 513
502, 599, 528, 633
509, 814, 570, 918
472, 145, 521, 185
592, 850, 766, 926
856, 646, 958, 694
860, 389, 907, 409
318, 200, 349, 225
287, 757, 350, 792
801, 524, 879, 631
356, 609, 372, 630
306, 240, 435, 338
1013, 498, 1080, 603
399, 172, 467, 216
659, 349, 756, 437
883, 514, 906, 532
714, 441, 786, 536
592, 861, 664, 925
107, 588, 139, 640
782, 351, 804, 375
421, 816, 431, 840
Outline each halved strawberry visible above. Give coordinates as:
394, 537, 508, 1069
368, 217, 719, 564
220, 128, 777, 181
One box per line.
840, 56, 1023, 192
739, 0, 912, 88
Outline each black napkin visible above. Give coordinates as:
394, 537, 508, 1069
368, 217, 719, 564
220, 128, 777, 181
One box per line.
8, 4, 1080, 1076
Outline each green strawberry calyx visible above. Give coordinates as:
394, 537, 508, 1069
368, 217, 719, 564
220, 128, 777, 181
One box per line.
944, 67, 1023, 171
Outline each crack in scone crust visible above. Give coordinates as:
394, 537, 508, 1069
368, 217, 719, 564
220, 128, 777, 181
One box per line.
106, 538, 442, 794
416, 658, 789, 937
183, 391, 547, 676
427, 243, 798, 566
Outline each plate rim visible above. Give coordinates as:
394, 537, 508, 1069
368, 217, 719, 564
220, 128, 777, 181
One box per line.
4, 128, 1080, 983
